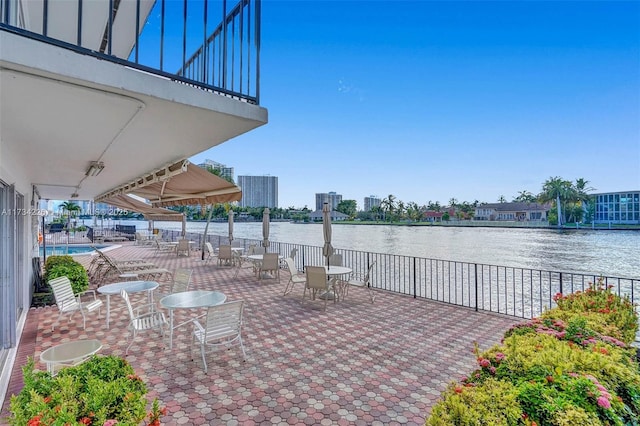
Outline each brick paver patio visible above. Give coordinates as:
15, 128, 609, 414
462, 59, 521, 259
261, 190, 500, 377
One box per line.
2, 242, 520, 425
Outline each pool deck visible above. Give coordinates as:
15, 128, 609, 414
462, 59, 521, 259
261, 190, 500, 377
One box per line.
2, 243, 520, 425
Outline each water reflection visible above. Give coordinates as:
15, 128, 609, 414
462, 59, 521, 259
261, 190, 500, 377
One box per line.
116, 220, 639, 278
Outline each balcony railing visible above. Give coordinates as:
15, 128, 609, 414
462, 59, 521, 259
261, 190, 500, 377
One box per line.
158, 229, 640, 324
0, 0, 260, 104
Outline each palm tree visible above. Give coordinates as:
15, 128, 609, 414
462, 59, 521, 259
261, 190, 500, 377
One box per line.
539, 176, 573, 227
60, 201, 80, 232
513, 191, 536, 203
427, 200, 441, 212
566, 178, 595, 224
380, 194, 396, 222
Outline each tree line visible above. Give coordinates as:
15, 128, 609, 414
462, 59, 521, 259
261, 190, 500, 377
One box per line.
53, 175, 595, 226
343, 176, 595, 225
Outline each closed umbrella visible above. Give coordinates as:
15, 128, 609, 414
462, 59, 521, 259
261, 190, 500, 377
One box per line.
262, 208, 270, 249
228, 209, 234, 244
322, 202, 334, 268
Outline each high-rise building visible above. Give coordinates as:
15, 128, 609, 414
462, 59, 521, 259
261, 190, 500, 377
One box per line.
198, 159, 235, 182
238, 176, 278, 208
364, 196, 381, 212
315, 192, 342, 211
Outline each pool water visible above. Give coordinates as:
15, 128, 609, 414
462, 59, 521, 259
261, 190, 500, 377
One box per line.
39, 244, 110, 256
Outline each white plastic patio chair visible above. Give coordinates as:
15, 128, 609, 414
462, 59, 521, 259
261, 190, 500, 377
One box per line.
234, 244, 257, 278
176, 239, 190, 257
280, 247, 298, 269
328, 253, 343, 266
120, 289, 167, 355
192, 300, 246, 373
344, 262, 377, 303
302, 266, 337, 311
258, 253, 280, 282
217, 245, 235, 267
283, 257, 305, 295
49, 276, 103, 331
156, 268, 192, 301
204, 242, 216, 264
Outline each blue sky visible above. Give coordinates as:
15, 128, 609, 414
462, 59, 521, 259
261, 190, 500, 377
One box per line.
190, 0, 640, 210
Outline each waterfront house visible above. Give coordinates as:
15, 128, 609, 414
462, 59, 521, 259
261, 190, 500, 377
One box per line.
308, 209, 349, 221
0, 0, 267, 405
474, 202, 549, 221
593, 190, 640, 224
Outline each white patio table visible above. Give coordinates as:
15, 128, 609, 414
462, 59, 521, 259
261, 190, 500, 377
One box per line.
159, 290, 227, 349
317, 266, 352, 300
40, 339, 102, 376
97, 280, 159, 328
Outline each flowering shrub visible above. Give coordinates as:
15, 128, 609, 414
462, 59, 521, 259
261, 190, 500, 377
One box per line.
549, 278, 637, 342
427, 279, 640, 425
7, 355, 165, 426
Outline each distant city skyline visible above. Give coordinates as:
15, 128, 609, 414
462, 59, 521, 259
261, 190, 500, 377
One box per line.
190, 1, 639, 209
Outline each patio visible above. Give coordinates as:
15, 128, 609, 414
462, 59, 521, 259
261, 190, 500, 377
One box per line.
2, 243, 520, 425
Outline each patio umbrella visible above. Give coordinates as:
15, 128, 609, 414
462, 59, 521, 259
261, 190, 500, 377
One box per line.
228, 209, 234, 244
262, 208, 270, 248
322, 202, 334, 268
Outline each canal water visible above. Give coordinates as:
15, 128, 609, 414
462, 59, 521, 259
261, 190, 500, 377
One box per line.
106, 219, 639, 279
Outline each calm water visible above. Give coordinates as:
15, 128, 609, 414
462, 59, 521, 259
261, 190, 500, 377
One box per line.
39, 244, 110, 256
108, 219, 639, 278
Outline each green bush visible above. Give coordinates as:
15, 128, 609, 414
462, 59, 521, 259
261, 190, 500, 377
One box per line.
549, 278, 638, 343
7, 355, 165, 425
426, 280, 640, 425
427, 378, 522, 425
44, 255, 89, 294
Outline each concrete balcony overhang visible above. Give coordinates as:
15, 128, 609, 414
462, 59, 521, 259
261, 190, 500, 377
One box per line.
0, 31, 268, 200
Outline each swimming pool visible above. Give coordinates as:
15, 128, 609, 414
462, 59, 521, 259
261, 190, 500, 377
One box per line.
39, 244, 116, 257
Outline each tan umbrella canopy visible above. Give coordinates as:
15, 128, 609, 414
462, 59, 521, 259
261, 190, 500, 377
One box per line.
322, 202, 334, 268
130, 164, 241, 207
96, 161, 242, 208
262, 208, 270, 248
100, 193, 186, 235
100, 194, 184, 222
228, 209, 234, 244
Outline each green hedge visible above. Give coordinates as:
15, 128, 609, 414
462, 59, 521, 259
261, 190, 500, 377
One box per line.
44, 255, 89, 295
427, 278, 640, 426
7, 355, 164, 426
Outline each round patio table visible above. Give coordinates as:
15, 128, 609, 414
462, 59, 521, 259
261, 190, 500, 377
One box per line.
40, 339, 102, 376
97, 280, 159, 328
159, 290, 227, 349
318, 266, 352, 300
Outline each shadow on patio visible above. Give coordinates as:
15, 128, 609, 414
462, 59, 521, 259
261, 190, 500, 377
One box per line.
3, 243, 520, 425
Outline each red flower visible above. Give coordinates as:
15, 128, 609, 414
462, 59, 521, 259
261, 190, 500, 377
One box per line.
27, 415, 42, 426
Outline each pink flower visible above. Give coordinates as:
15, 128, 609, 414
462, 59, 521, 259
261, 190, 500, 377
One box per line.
597, 396, 611, 409
494, 352, 505, 362
478, 358, 491, 368
489, 367, 496, 375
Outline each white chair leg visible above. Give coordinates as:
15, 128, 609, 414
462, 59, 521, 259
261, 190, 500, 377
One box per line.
201, 345, 208, 373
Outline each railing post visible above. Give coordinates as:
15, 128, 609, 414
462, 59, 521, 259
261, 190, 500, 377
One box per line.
412, 257, 417, 298
559, 272, 563, 295
474, 263, 478, 312
222, 0, 228, 90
